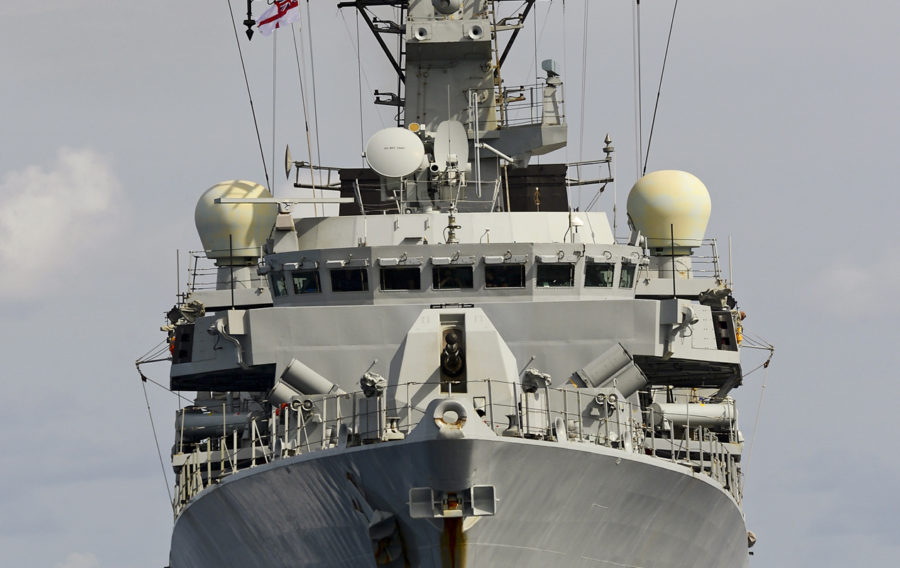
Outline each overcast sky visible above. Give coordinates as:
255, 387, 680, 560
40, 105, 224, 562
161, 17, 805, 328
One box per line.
1, 1, 897, 567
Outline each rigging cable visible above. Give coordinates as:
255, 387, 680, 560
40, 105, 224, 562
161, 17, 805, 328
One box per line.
291, 23, 320, 215
272, 31, 277, 195
304, 0, 323, 171
576, 0, 590, 211
643, 0, 679, 175
632, 0, 642, 181
396, 4, 404, 127
137, 339, 169, 363
226, 0, 271, 191
355, 10, 365, 166
137, 364, 174, 509
560, 0, 569, 166
524, 0, 553, 80
744, 349, 773, 474
532, 0, 538, 84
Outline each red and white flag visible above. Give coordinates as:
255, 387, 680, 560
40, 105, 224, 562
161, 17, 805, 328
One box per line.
257, 0, 300, 36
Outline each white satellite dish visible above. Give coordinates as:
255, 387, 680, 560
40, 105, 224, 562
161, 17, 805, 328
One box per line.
433, 120, 469, 172
284, 144, 293, 180
365, 127, 426, 178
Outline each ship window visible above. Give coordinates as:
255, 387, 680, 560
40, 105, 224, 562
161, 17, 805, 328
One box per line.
619, 264, 636, 288
484, 264, 526, 288
380, 267, 421, 290
536, 264, 574, 287
433, 266, 474, 290
271, 272, 288, 297
585, 263, 615, 287
330, 268, 369, 292
291, 270, 321, 294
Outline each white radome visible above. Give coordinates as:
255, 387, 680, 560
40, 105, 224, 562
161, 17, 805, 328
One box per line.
194, 180, 278, 264
365, 127, 426, 178
626, 170, 712, 253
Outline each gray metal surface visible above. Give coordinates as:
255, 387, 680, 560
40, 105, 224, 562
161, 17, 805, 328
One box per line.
171, 435, 748, 568
158, 1, 757, 566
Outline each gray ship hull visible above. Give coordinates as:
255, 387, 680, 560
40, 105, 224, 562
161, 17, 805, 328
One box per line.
170, 436, 748, 567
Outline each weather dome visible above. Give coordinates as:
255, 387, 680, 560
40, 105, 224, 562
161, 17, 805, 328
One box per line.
365, 127, 425, 178
626, 170, 712, 254
194, 180, 278, 264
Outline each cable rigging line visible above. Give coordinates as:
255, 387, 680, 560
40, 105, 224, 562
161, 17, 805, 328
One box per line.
524, 0, 552, 81
272, 31, 278, 196
560, 0, 569, 166
744, 351, 773, 474
632, 0, 643, 182
226, 0, 271, 191
355, 10, 365, 166
304, 0, 323, 172
396, 4, 404, 127
138, 366, 174, 508
576, 0, 590, 210
291, 23, 320, 215
532, 0, 538, 84
643, 0, 679, 176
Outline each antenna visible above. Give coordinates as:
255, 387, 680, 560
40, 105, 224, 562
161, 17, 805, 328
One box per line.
433, 121, 469, 172
364, 127, 425, 178
284, 144, 293, 180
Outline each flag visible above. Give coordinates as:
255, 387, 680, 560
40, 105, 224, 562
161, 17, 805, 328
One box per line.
257, 0, 300, 36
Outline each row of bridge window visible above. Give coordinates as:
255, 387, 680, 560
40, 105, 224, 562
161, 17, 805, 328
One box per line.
271, 263, 636, 296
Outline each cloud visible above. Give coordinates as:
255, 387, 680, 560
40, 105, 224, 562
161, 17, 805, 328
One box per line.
55, 552, 100, 568
0, 148, 121, 299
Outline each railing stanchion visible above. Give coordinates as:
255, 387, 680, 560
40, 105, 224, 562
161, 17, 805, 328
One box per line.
487, 379, 495, 432
514, 385, 522, 437
577, 391, 583, 441
544, 385, 552, 439
406, 382, 411, 433
669, 421, 676, 462
251, 418, 257, 467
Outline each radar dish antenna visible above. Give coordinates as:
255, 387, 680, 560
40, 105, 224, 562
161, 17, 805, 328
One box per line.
284, 144, 293, 180
365, 127, 426, 178
433, 120, 469, 172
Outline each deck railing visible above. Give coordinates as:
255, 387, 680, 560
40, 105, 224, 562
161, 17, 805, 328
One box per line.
172, 380, 743, 514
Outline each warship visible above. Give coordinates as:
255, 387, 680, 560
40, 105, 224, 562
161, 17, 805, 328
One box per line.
149, 1, 761, 566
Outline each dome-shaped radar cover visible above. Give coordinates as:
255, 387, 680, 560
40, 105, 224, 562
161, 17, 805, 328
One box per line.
365, 127, 425, 178
194, 180, 277, 263
627, 170, 711, 253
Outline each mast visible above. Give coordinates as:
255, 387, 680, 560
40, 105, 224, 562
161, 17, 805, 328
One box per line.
339, 0, 568, 214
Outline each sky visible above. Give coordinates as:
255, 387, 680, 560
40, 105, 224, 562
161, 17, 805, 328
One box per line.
1, 1, 897, 567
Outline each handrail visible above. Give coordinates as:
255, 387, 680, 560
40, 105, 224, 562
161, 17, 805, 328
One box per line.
171, 379, 744, 514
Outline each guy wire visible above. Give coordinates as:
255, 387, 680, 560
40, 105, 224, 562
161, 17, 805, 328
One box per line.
304, 0, 323, 170
643, 0, 679, 175
139, 369, 174, 507
292, 22, 319, 215
577, 0, 590, 211
272, 31, 277, 195
632, 0, 643, 181
226, 0, 270, 191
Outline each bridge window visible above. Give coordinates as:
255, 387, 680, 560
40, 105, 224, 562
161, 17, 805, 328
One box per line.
619, 264, 636, 288
536, 264, 574, 287
291, 270, 321, 294
381, 267, 421, 290
330, 268, 369, 292
485, 264, 526, 288
585, 263, 615, 287
271, 272, 288, 297
433, 266, 474, 290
